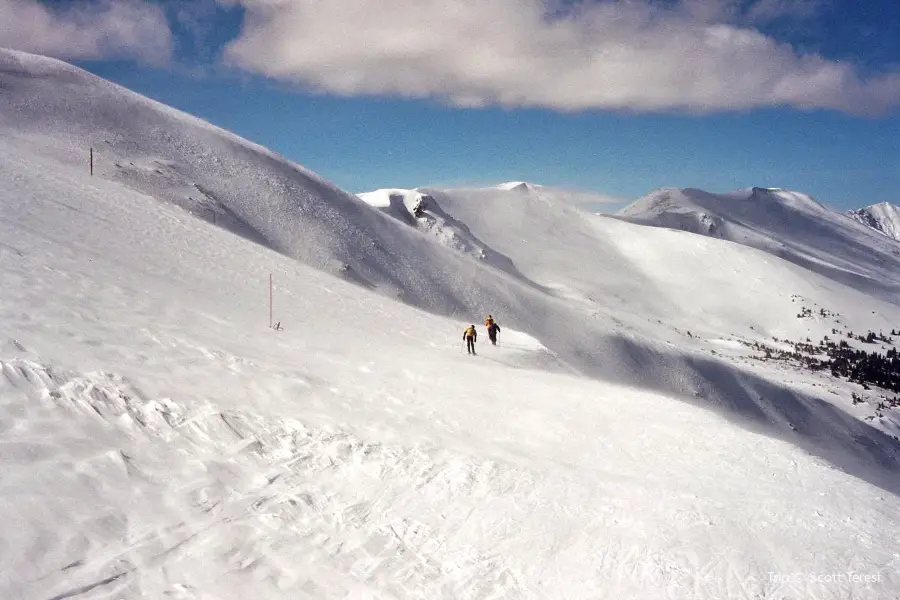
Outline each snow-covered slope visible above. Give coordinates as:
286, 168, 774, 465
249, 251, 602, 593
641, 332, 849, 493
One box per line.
495, 180, 628, 209
6, 41, 874, 468
418, 181, 900, 477
496, 181, 534, 192
3, 48, 900, 598
849, 202, 900, 241
422, 183, 896, 331
4, 106, 899, 600
0, 48, 537, 315
616, 187, 900, 301
356, 188, 528, 281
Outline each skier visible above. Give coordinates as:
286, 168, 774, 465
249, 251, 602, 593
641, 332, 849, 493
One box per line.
485, 315, 500, 345
489, 322, 501, 345
463, 324, 477, 355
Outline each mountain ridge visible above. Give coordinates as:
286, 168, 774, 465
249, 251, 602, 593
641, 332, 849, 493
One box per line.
615, 186, 900, 302
848, 201, 900, 242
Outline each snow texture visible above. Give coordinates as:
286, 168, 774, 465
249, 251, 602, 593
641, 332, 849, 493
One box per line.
2, 48, 900, 599
357, 188, 528, 282
616, 187, 900, 300
848, 202, 900, 242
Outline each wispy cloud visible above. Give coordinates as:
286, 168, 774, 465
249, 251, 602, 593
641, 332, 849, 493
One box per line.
221, 0, 900, 115
0, 0, 173, 63
744, 0, 824, 23
535, 185, 631, 208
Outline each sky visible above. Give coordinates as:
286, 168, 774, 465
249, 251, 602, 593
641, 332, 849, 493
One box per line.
1, 0, 898, 210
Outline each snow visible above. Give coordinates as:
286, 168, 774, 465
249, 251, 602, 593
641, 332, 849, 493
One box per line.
496, 181, 533, 192
356, 188, 421, 218
849, 202, 900, 242
3, 47, 900, 599
615, 186, 900, 300
357, 187, 529, 281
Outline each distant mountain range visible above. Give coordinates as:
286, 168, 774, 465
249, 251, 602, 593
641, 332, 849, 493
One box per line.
615, 186, 900, 298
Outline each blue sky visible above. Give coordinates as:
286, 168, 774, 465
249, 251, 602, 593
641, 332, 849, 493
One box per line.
3, 1, 899, 210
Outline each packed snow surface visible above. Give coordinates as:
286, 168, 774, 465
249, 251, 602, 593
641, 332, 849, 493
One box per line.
2, 48, 900, 599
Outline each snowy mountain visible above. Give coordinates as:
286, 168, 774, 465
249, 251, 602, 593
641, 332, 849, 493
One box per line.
496, 181, 534, 192
849, 202, 900, 241
3, 47, 900, 599
406, 182, 900, 473
356, 188, 528, 280
616, 187, 900, 301
0, 47, 537, 315
494, 180, 630, 209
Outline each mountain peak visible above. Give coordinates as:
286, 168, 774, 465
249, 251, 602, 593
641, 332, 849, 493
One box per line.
616, 185, 900, 294
496, 181, 539, 192
847, 202, 900, 241
746, 187, 824, 210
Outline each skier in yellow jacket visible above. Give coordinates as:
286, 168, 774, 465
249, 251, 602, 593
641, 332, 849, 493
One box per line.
463, 324, 477, 355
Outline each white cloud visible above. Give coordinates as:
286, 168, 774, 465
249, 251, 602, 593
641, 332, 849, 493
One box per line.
0, 0, 173, 63
220, 0, 900, 114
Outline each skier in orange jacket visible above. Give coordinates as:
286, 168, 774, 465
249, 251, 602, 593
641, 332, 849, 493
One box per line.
485, 315, 501, 345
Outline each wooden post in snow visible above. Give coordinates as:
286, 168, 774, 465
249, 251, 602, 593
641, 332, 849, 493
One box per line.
90, 147, 93, 176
